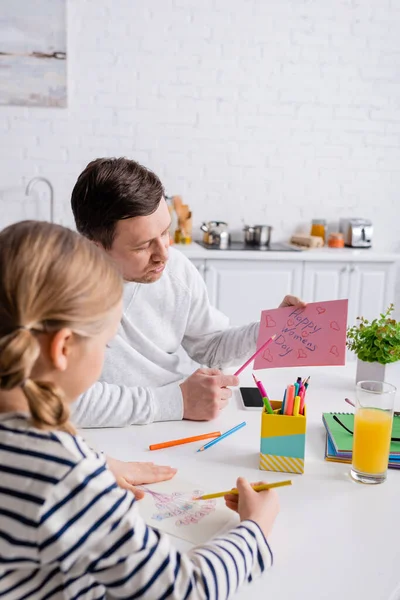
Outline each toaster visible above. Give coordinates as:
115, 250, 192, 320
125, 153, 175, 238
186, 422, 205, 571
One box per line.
339, 218, 373, 248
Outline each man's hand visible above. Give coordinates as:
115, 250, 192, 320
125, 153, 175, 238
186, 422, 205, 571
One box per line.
107, 456, 177, 499
279, 295, 306, 309
180, 367, 239, 421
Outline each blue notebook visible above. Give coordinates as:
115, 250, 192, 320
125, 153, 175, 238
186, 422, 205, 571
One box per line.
325, 434, 400, 469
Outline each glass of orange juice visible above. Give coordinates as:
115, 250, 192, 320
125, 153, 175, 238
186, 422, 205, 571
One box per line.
351, 380, 397, 484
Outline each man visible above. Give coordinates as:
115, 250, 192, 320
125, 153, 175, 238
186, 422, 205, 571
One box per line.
71, 157, 304, 430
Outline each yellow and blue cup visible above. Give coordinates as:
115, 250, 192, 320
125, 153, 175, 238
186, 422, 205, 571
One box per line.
259, 400, 306, 474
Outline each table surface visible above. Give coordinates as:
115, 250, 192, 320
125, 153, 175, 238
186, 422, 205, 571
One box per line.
83, 364, 400, 600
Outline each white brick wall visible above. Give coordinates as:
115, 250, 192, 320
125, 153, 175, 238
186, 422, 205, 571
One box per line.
1, 1, 399, 261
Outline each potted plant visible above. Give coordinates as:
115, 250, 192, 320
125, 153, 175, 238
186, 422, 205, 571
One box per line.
347, 304, 400, 383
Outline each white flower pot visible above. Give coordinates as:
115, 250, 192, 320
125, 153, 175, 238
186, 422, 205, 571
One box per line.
356, 359, 400, 385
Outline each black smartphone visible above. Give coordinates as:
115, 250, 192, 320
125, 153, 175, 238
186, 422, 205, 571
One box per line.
239, 387, 264, 410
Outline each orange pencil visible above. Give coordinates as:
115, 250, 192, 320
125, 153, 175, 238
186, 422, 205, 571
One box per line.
149, 431, 221, 451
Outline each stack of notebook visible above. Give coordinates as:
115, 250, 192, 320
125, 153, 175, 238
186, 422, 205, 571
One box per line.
322, 412, 400, 469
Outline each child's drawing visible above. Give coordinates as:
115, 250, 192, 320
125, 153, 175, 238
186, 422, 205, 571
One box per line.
137, 487, 216, 526
136, 477, 236, 544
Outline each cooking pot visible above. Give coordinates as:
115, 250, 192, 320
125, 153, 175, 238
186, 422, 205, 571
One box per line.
243, 224, 273, 247
201, 221, 231, 249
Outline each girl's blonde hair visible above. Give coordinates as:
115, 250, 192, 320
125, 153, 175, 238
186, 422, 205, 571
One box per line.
0, 221, 123, 434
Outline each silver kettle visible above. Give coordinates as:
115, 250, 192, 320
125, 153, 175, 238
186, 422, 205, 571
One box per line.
201, 221, 231, 249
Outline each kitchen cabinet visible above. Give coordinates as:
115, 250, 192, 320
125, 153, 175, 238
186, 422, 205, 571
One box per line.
303, 261, 396, 327
190, 259, 206, 280
203, 260, 303, 326
301, 260, 396, 361
302, 262, 350, 303
347, 262, 396, 326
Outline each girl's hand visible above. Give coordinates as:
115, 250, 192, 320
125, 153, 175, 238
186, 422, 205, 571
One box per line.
224, 478, 279, 539
107, 456, 177, 500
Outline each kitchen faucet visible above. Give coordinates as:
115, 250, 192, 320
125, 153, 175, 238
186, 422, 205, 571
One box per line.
25, 177, 54, 222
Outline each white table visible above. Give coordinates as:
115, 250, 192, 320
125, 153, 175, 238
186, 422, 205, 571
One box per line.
83, 364, 400, 600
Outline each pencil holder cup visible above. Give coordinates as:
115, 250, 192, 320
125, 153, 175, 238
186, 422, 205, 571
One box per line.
259, 401, 306, 474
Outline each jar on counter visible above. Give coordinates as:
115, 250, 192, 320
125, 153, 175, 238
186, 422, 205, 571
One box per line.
310, 219, 326, 244
328, 232, 344, 248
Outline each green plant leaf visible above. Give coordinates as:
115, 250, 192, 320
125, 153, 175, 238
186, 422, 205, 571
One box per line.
346, 305, 400, 364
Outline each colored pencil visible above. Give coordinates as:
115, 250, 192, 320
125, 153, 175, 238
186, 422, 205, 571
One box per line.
345, 397, 355, 408
234, 334, 276, 376
149, 431, 221, 451
197, 422, 246, 452
194, 480, 292, 500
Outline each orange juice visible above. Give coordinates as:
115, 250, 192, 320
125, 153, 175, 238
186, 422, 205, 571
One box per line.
352, 408, 392, 474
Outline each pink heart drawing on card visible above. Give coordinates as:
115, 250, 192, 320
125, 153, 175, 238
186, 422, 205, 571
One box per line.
263, 348, 274, 362
330, 321, 340, 331
264, 314, 276, 328
330, 345, 339, 357
302, 330, 309, 337
316, 306, 326, 315
287, 318, 295, 326
297, 349, 307, 359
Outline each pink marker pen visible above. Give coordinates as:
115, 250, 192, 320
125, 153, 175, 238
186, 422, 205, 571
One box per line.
252, 373, 268, 399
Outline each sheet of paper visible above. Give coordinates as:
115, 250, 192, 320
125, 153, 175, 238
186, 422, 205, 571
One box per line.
254, 299, 348, 369
136, 477, 237, 544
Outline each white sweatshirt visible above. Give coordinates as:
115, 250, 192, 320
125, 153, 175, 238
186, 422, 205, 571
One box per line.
72, 247, 258, 427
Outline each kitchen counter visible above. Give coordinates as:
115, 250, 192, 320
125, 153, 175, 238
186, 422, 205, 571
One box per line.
174, 241, 400, 262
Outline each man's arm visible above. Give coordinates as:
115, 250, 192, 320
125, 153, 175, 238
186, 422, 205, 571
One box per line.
185, 319, 260, 370
178, 261, 257, 368
182, 261, 304, 369
71, 380, 184, 427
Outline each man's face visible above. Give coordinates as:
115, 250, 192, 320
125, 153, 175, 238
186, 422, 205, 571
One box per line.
107, 197, 171, 283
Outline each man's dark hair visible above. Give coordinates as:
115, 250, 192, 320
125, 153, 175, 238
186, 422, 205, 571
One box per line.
71, 157, 164, 249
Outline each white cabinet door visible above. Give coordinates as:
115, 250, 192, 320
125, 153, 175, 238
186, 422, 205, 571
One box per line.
204, 260, 303, 326
191, 260, 207, 281
302, 262, 350, 302
347, 262, 397, 327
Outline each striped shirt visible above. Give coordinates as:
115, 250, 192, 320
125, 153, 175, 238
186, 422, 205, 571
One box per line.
0, 413, 273, 599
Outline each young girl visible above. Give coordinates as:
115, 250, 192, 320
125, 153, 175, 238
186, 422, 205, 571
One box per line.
0, 221, 279, 599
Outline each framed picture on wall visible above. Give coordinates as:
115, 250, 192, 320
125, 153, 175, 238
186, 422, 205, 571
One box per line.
0, 0, 67, 107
